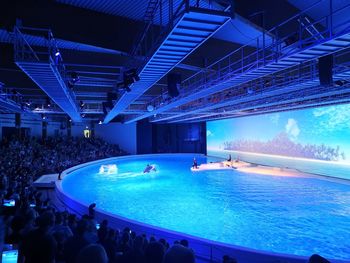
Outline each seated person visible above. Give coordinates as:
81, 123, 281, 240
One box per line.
192, 158, 198, 169
143, 164, 156, 173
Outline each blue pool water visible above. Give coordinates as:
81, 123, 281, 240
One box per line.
62, 154, 350, 260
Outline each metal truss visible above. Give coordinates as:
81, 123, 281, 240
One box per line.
125, 0, 350, 123
14, 27, 82, 121
103, 0, 233, 123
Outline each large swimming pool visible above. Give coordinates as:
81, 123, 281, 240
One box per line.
61, 154, 350, 260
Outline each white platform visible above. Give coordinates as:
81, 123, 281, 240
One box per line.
33, 173, 58, 188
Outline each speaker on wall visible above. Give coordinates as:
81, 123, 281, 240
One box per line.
318, 54, 333, 86
167, 74, 181, 98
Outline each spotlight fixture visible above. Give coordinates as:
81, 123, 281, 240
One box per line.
68, 72, 80, 89
334, 80, 349, 86
81, 113, 86, 118
147, 105, 154, 112
71, 72, 79, 83
80, 101, 85, 109
117, 68, 140, 93
46, 97, 51, 107
68, 118, 72, 122
55, 51, 60, 57
98, 120, 102, 125
41, 114, 46, 120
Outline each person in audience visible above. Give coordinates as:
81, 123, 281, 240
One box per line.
163, 243, 195, 263
123, 235, 145, 263
145, 241, 165, 263
76, 243, 108, 263
308, 254, 330, 263
223, 254, 237, 263
101, 228, 119, 262
88, 203, 96, 219
0, 217, 4, 263
97, 219, 109, 243
20, 211, 57, 263
64, 219, 89, 262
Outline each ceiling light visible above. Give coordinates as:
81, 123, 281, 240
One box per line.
147, 105, 154, 112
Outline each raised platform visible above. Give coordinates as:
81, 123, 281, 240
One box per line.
33, 173, 58, 189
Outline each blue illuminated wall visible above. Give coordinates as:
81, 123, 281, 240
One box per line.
207, 104, 350, 179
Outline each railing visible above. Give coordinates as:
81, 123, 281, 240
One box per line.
13, 26, 78, 108
151, 46, 350, 122
148, 0, 350, 111
128, 0, 231, 70
0, 87, 30, 111
14, 27, 40, 62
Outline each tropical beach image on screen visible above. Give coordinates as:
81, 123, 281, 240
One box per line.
223, 132, 346, 162
207, 104, 350, 179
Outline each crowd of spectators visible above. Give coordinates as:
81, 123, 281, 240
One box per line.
0, 136, 332, 263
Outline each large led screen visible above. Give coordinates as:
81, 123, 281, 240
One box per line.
207, 104, 350, 179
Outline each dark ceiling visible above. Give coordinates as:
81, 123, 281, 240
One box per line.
1, 0, 350, 124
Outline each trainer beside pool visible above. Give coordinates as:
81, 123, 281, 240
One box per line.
192, 158, 198, 169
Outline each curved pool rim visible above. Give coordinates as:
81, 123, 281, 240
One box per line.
55, 154, 348, 263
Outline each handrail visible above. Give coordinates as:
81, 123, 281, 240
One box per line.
128, 0, 230, 71
13, 25, 79, 111
14, 27, 40, 62
147, 0, 350, 113
151, 47, 350, 121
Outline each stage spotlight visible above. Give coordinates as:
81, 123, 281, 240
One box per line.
247, 87, 254, 94
71, 72, 80, 83
68, 72, 80, 89
124, 68, 140, 83
98, 120, 102, 125
81, 113, 86, 118
46, 100, 51, 108
55, 51, 60, 57
117, 68, 140, 93
147, 105, 154, 112
41, 114, 46, 120
80, 101, 85, 109
334, 80, 349, 86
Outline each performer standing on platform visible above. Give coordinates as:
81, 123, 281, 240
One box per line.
192, 158, 198, 169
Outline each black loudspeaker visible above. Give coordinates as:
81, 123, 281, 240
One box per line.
318, 54, 333, 86
167, 74, 181, 97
